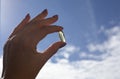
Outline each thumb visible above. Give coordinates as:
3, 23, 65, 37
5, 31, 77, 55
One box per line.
42, 41, 66, 60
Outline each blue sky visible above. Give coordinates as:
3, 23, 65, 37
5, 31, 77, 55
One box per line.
1, 0, 120, 79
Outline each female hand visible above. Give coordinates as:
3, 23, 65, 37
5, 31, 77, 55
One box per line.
2, 9, 66, 79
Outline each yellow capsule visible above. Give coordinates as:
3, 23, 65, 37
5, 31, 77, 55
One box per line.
58, 31, 66, 42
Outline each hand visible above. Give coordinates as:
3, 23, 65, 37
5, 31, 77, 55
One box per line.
2, 9, 66, 79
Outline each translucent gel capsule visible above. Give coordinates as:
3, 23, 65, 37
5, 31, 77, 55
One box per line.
58, 31, 66, 42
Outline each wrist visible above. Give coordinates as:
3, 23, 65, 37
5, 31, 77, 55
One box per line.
3, 74, 36, 79
3, 76, 35, 79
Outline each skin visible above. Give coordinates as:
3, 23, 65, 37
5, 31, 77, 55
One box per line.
1, 9, 66, 79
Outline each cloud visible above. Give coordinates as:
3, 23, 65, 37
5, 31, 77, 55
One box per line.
36, 26, 120, 79
87, 26, 120, 56
56, 45, 80, 59
0, 26, 120, 79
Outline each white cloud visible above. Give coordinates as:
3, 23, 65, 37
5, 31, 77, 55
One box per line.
87, 26, 120, 55
56, 45, 80, 59
0, 26, 120, 79
36, 26, 120, 79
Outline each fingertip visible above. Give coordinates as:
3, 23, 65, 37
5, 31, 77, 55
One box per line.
52, 15, 58, 20
25, 13, 30, 21
25, 13, 30, 18
42, 9, 48, 15
43, 25, 63, 34
53, 15, 58, 18
58, 41, 67, 48
40, 14, 59, 25
54, 41, 66, 48
59, 26, 63, 30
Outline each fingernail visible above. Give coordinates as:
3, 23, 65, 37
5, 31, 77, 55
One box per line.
60, 42, 66, 48
42, 9, 48, 14
25, 13, 30, 18
59, 26, 63, 30
53, 15, 58, 18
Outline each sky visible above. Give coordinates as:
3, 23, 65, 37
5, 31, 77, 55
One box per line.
1, 0, 120, 79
